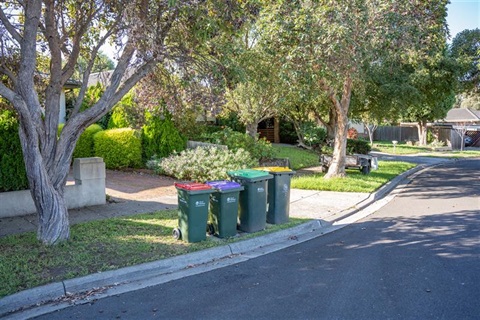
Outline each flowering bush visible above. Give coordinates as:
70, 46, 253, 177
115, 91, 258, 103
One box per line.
301, 122, 327, 147
203, 128, 274, 161
147, 147, 258, 182
347, 127, 358, 139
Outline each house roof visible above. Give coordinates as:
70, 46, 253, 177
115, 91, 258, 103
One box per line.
87, 71, 113, 87
443, 108, 480, 123
64, 79, 82, 89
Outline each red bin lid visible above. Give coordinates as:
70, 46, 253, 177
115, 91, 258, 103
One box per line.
174, 182, 212, 191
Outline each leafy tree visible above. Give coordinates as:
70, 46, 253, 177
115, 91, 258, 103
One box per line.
401, 51, 459, 145
450, 29, 480, 110
212, 12, 283, 139
0, 0, 245, 245
259, 0, 449, 178
350, 58, 417, 145
135, 66, 217, 138
450, 29, 480, 93
457, 93, 480, 110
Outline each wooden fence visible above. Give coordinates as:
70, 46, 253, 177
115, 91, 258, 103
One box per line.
373, 126, 418, 142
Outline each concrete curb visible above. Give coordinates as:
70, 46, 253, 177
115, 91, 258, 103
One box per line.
0, 161, 445, 319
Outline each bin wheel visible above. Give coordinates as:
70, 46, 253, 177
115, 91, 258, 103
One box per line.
206, 223, 215, 235
172, 228, 182, 240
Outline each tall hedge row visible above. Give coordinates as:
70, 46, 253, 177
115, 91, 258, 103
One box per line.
0, 110, 28, 191
94, 128, 143, 169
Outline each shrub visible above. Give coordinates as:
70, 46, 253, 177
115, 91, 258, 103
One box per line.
217, 113, 246, 133
141, 110, 186, 161
73, 124, 103, 159
77, 83, 111, 129
204, 127, 274, 161
148, 147, 258, 182
0, 110, 28, 191
94, 128, 142, 169
107, 92, 141, 129
300, 122, 327, 147
347, 139, 371, 155
279, 120, 297, 144
107, 106, 131, 129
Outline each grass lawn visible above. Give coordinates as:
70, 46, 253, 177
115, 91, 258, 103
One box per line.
0, 213, 307, 298
372, 141, 432, 154
292, 161, 416, 192
272, 145, 319, 170
429, 149, 480, 158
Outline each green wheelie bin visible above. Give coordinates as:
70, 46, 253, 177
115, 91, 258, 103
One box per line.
227, 169, 273, 233
254, 167, 295, 224
174, 182, 213, 243
205, 180, 244, 238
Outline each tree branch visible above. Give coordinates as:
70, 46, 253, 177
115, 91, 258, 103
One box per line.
0, 82, 16, 102
61, 4, 105, 84
109, 59, 158, 108
0, 65, 18, 87
0, 7, 22, 43
71, 25, 120, 117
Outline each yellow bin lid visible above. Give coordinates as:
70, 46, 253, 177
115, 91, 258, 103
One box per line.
253, 166, 292, 173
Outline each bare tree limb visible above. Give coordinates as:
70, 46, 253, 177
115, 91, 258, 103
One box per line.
0, 65, 18, 87
0, 7, 22, 43
0, 82, 16, 102
71, 24, 120, 117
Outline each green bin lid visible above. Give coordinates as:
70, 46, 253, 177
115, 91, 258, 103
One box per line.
227, 169, 273, 181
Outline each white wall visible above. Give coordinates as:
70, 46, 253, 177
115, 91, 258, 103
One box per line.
0, 158, 105, 218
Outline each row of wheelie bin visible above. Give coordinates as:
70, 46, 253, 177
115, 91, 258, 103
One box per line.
173, 167, 295, 242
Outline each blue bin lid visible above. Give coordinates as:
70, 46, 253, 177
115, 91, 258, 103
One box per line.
206, 180, 242, 191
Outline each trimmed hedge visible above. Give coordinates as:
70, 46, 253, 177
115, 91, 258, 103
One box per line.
0, 110, 28, 191
94, 128, 142, 169
347, 139, 371, 155
73, 124, 103, 159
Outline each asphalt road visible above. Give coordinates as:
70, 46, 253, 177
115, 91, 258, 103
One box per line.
36, 159, 480, 320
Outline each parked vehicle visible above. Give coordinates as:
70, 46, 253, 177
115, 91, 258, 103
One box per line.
464, 136, 473, 147
320, 154, 378, 175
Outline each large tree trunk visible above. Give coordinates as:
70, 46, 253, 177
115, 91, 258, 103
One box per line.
417, 121, 428, 146
326, 107, 337, 139
324, 76, 353, 179
18, 119, 71, 244
32, 182, 70, 244
245, 121, 258, 139
313, 108, 337, 140
325, 111, 348, 178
